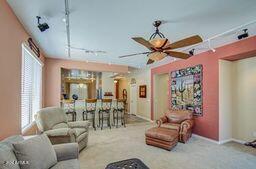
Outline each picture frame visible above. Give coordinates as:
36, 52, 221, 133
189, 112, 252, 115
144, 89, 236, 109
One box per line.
139, 85, 147, 98
170, 64, 203, 116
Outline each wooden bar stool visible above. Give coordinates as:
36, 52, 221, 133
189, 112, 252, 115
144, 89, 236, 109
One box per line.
113, 99, 126, 128
98, 99, 112, 130
83, 99, 97, 130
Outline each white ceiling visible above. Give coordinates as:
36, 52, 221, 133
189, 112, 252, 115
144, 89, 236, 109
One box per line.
7, 0, 256, 68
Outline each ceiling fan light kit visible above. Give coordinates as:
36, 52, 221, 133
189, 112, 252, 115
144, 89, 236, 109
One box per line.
148, 52, 167, 61
119, 20, 203, 65
149, 38, 169, 49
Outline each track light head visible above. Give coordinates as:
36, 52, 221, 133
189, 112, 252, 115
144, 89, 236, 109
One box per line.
189, 49, 195, 56
237, 29, 248, 40
37, 16, 49, 32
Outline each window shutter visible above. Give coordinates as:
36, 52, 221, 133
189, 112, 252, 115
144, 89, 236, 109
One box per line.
21, 45, 42, 129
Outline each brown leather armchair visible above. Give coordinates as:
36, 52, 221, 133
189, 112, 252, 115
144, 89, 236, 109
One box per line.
156, 109, 194, 143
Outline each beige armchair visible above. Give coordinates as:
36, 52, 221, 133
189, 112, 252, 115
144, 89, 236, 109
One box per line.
35, 107, 90, 151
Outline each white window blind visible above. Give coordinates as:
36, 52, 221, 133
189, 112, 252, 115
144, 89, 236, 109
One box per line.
21, 44, 42, 130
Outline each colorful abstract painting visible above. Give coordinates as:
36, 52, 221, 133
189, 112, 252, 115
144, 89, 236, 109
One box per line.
170, 65, 203, 116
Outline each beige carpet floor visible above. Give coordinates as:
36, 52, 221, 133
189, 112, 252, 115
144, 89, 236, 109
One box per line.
79, 123, 256, 169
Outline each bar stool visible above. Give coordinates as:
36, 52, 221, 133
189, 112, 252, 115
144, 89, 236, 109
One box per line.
83, 99, 97, 130
61, 99, 77, 121
98, 99, 112, 130
113, 99, 126, 128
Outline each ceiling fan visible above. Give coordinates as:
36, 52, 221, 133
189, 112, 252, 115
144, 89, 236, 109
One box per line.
119, 20, 203, 64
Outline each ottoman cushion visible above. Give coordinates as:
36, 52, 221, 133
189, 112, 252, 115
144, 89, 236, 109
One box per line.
145, 127, 178, 142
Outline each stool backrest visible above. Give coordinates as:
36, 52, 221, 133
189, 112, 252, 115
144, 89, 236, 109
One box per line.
116, 99, 125, 109
85, 99, 97, 111
101, 99, 112, 110
61, 99, 75, 111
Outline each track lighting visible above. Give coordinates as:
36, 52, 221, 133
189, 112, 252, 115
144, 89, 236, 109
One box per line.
189, 49, 195, 56
36, 16, 49, 32
237, 29, 249, 40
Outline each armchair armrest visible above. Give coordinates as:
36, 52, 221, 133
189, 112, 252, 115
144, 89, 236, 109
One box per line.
180, 119, 194, 134
67, 121, 90, 129
53, 143, 79, 161
156, 116, 168, 127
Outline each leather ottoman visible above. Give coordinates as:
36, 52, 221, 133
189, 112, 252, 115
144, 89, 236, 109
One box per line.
145, 127, 178, 151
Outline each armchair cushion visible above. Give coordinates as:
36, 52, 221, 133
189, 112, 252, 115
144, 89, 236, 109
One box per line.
53, 143, 79, 162
67, 121, 90, 129
13, 134, 57, 169
165, 110, 193, 123
44, 128, 75, 137
52, 122, 69, 130
160, 123, 180, 131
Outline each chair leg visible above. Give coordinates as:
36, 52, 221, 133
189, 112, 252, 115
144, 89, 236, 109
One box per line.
116, 111, 119, 128
85, 112, 88, 120
98, 111, 101, 128
108, 112, 111, 129
113, 110, 116, 126
93, 112, 96, 131
122, 111, 126, 127
72, 112, 75, 121
101, 112, 103, 130
82, 111, 85, 121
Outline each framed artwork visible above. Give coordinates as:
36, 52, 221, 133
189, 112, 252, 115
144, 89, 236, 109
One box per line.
139, 85, 147, 98
170, 64, 203, 116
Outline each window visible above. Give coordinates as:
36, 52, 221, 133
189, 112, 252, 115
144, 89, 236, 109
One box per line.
21, 44, 43, 130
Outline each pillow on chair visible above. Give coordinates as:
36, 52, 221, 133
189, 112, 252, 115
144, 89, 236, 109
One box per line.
13, 134, 57, 169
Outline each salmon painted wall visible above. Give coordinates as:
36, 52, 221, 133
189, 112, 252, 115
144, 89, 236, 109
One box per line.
0, 0, 45, 140
44, 58, 128, 107
151, 36, 256, 141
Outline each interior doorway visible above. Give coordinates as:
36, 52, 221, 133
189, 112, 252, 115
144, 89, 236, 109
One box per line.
154, 73, 169, 120
130, 84, 137, 115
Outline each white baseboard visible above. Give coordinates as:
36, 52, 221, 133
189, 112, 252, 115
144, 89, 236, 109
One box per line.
231, 138, 246, 144
218, 139, 233, 144
193, 134, 247, 145
135, 114, 154, 123
192, 134, 220, 144
218, 138, 246, 144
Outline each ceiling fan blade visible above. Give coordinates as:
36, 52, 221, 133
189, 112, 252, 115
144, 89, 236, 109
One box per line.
147, 59, 155, 65
118, 52, 150, 58
148, 52, 167, 61
132, 37, 155, 51
164, 35, 203, 50
165, 51, 190, 59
